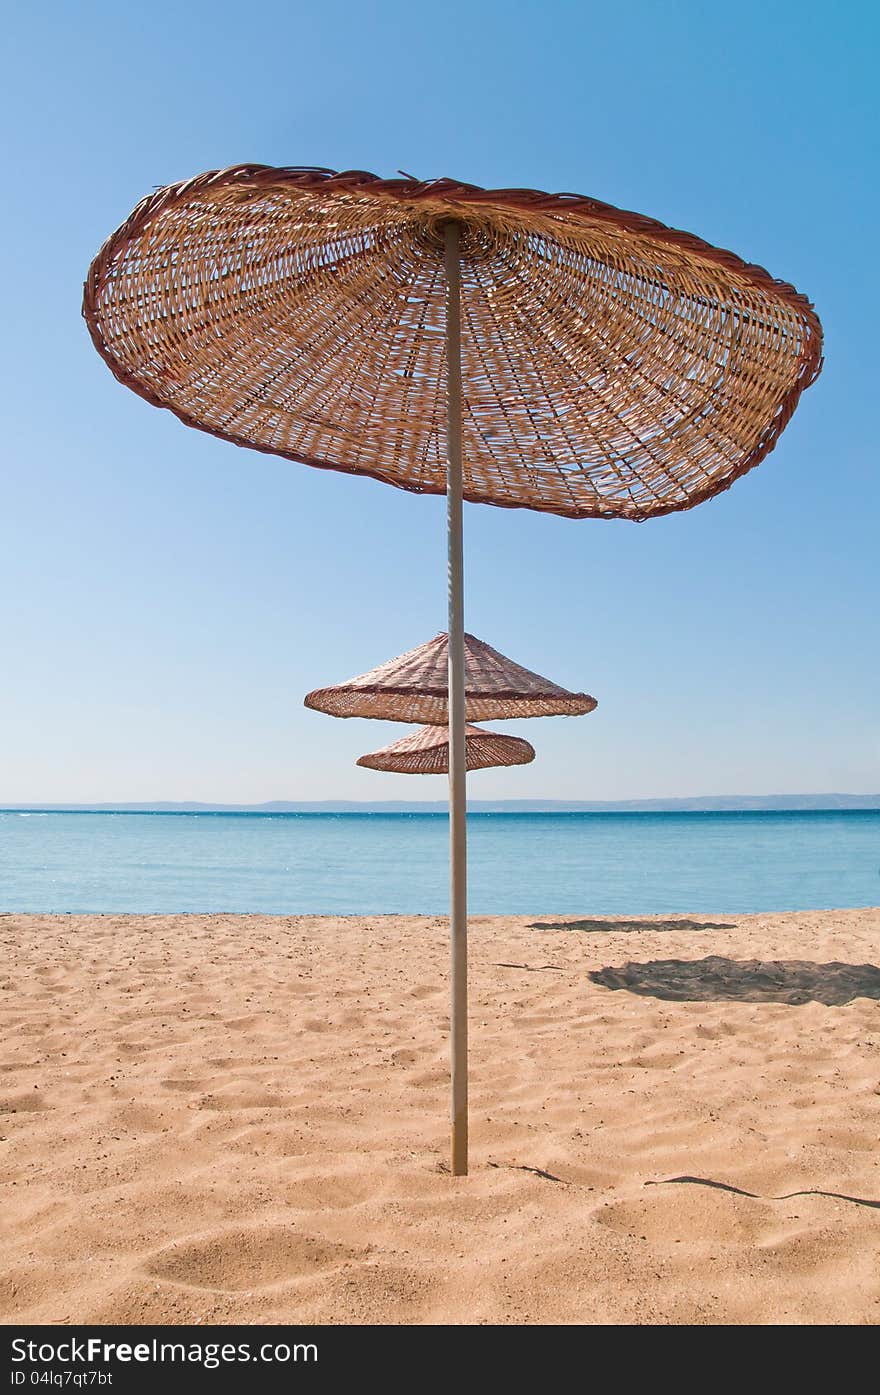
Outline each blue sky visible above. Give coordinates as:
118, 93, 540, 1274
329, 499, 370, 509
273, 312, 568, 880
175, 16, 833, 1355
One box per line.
1, 1, 877, 803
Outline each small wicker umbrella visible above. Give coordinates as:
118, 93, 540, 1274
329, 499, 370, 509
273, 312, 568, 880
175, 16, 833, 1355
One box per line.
306, 630, 597, 723
84, 167, 822, 1174
357, 723, 535, 775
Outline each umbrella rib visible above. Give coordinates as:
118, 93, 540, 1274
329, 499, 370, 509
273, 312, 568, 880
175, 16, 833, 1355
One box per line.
512, 253, 709, 507
528, 259, 733, 473
367, 253, 443, 488
515, 236, 802, 492
579, 273, 783, 464
134, 232, 391, 433
466, 255, 584, 512
512, 306, 668, 508
213, 244, 398, 436
478, 267, 629, 507
511, 257, 707, 500
479, 242, 661, 506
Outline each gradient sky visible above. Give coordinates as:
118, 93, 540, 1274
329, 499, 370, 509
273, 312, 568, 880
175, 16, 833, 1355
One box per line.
1, 1, 877, 803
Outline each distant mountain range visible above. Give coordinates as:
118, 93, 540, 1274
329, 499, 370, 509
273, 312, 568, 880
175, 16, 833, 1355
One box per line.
3, 795, 880, 814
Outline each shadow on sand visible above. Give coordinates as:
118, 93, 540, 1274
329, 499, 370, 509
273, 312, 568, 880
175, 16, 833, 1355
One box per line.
530, 918, 735, 934
589, 956, 880, 1006
646, 1175, 880, 1211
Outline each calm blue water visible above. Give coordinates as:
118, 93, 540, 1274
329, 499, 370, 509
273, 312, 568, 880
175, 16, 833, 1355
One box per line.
1, 810, 878, 915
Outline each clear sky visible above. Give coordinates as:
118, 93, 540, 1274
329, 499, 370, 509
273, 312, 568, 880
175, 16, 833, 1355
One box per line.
1, 1, 877, 803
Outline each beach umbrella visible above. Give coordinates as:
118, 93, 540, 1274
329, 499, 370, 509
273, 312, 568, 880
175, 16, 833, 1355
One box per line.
305, 630, 597, 723
357, 722, 535, 775
83, 166, 822, 1174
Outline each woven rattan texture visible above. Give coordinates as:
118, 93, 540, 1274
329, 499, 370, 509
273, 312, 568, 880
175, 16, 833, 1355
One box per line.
84, 167, 822, 522
357, 722, 535, 774
305, 631, 597, 724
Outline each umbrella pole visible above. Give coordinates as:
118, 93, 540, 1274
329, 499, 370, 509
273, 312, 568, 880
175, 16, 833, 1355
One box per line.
444, 220, 468, 1177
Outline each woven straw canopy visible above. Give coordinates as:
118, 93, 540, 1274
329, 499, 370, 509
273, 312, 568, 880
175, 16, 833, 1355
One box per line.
357, 723, 535, 775
84, 166, 821, 522
305, 631, 597, 724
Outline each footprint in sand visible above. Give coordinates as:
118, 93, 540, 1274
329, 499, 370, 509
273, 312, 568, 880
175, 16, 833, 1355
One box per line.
225, 1125, 310, 1157
197, 1091, 286, 1111
112, 1103, 166, 1132
142, 1227, 357, 1291
412, 1068, 446, 1088
0, 1093, 47, 1113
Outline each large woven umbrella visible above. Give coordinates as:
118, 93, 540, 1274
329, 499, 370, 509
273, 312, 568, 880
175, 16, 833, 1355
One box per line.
84, 166, 821, 1174
357, 722, 535, 775
305, 630, 597, 723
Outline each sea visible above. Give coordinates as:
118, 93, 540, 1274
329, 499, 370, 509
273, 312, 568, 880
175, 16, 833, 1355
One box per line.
1, 809, 878, 916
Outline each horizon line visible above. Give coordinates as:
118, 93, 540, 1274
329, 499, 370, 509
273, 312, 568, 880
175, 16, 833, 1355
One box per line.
3, 792, 879, 814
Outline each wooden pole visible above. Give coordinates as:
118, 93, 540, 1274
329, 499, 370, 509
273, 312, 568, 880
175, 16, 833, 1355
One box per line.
444, 220, 468, 1177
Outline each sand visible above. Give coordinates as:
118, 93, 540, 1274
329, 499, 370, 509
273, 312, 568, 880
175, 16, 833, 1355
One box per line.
1, 908, 879, 1326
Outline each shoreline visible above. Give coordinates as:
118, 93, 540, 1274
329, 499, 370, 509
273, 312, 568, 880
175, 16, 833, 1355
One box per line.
3, 908, 879, 1324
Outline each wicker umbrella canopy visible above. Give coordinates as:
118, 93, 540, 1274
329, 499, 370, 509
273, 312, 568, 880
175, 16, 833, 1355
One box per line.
306, 631, 596, 724
84, 166, 821, 522
83, 165, 821, 1178
357, 723, 535, 775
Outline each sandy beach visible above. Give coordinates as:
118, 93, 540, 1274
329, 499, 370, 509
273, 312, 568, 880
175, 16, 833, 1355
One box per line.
2, 908, 879, 1325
